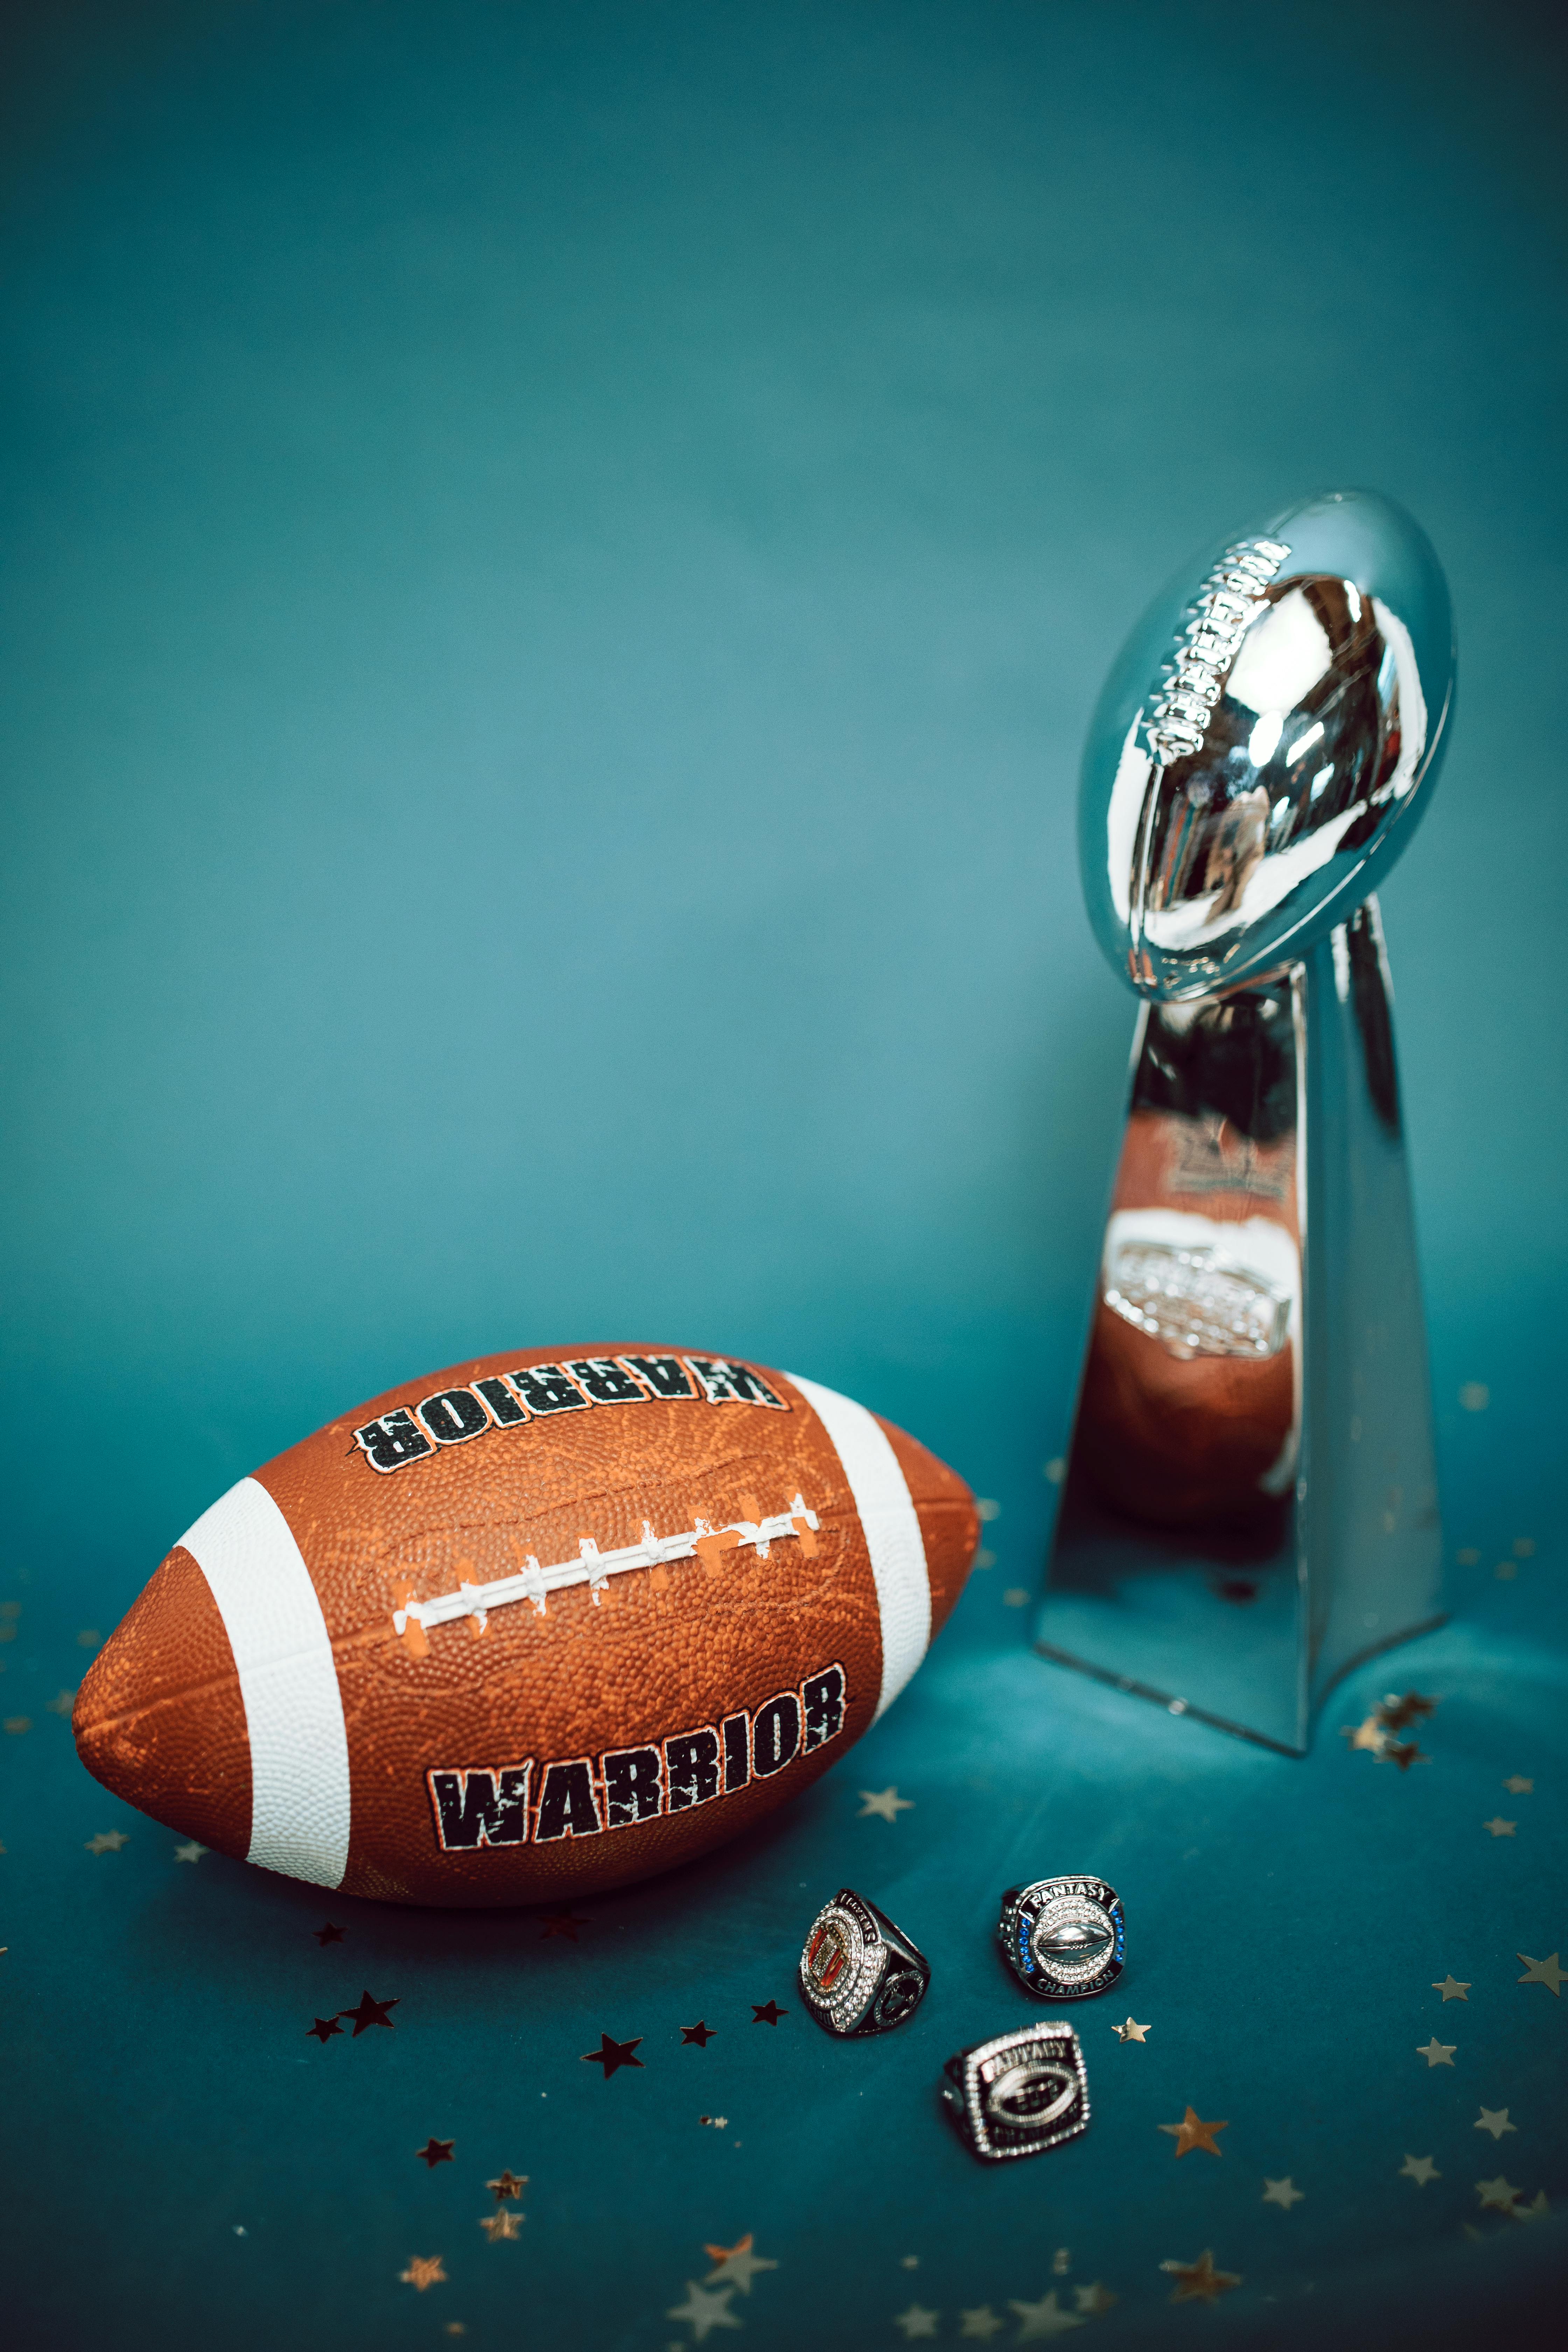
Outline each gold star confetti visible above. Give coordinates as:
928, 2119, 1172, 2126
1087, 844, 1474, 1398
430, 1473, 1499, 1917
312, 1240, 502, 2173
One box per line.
1456, 1548, 1480, 1566
1503, 1777, 1534, 1795
1432, 1975, 1469, 2002
399, 2256, 447, 2291
3, 1717, 31, 1736
666, 2282, 741, 2340
1476, 2176, 1521, 2214
977, 1499, 1001, 1521
1158, 2106, 1227, 2157
485, 2170, 528, 2202
1516, 2191, 1550, 2222
1160, 2250, 1241, 2305
174, 1841, 205, 1864
478, 2207, 522, 2241
44, 1690, 75, 1716
702, 2235, 778, 2293
1416, 2038, 1456, 2067
1400, 2155, 1440, 2185
1494, 1561, 1516, 1581
959, 2310, 1005, 2340
1458, 1381, 1489, 1411
1483, 1818, 1516, 1837
1342, 1714, 1389, 1755
1517, 1952, 1564, 1995
1514, 1538, 1536, 1557
857, 1787, 913, 1822
1007, 2290, 1085, 2340
1073, 2284, 1117, 2316
1262, 2178, 1304, 2208
76, 1629, 102, 1650
1002, 1588, 1031, 1606
1475, 2108, 1516, 2141
1113, 2017, 1150, 2042
84, 1830, 128, 1854
975, 1550, 995, 1569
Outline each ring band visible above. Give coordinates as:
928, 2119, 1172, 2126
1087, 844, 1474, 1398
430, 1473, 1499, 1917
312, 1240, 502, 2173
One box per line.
941, 2023, 1090, 2161
798, 1888, 931, 2036
998, 1875, 1124, 2001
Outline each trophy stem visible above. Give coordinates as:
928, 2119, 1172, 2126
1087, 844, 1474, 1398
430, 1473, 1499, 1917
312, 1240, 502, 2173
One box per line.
1037, 896, 1443, 1754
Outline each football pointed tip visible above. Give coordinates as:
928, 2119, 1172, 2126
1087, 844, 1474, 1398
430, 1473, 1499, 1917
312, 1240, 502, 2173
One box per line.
70, 1547, 254, 1858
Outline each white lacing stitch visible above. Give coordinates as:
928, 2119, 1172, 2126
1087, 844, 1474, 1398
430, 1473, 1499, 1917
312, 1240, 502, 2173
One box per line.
1147, 537, 1291, 767
388, 1494, 822, 1650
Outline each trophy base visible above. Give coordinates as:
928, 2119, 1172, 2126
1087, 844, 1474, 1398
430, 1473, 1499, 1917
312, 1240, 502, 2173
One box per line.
1037, 901, 1442, 1755
1034, 1485, 1446, 1756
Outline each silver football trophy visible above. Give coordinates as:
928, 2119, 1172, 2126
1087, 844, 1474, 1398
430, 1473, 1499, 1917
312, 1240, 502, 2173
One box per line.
1038, 489, 1455, 1752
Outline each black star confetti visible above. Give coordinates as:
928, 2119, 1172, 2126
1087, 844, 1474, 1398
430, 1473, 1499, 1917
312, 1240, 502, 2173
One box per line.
1342, 1690, 1441, 1766
341, 1989, 400, 2036
538, 1910, 590, 1941
581, 2031, 644, 2078
681, 2021, 716, 2046
751, 2000, 787, 2026
306, 2016, 343, 2043
1380, 1690, 1438, 1731
416, 2138, 455, 2167
313, 1921, 345, 1946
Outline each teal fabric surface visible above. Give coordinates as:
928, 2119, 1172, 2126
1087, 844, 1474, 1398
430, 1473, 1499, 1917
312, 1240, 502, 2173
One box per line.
2, 4, 1564, 2345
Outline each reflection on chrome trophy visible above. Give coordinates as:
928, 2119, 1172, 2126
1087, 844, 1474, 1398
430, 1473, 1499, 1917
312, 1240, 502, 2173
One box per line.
1038, 489, 1454, 1753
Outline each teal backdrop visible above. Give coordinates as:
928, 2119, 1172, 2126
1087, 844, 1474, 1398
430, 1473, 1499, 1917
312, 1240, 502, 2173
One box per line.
1, 5, 1564, 2346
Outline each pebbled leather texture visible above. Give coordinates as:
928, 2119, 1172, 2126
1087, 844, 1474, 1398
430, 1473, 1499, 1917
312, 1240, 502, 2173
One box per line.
76, 1346, 978, 1904
74, 1546, 253, 1855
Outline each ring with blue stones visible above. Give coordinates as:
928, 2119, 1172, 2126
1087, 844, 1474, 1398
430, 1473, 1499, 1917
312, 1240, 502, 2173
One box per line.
998, 1875, 1125, 2001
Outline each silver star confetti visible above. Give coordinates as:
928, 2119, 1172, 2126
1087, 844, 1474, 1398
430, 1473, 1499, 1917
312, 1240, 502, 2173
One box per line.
665, 2282, 740, 2341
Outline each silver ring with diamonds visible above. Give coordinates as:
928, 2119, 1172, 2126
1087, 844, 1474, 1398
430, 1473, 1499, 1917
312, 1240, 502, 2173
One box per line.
997, 1875, 1124, 2000
798, 1887, 930, 2036
941, 2023, 1091, 2161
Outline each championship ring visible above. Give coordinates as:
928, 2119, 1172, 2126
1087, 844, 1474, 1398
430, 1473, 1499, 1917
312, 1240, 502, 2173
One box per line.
798, 1887, 931, 2037
941, 2023, 1090, 2162
998, 1875, 1124, 2000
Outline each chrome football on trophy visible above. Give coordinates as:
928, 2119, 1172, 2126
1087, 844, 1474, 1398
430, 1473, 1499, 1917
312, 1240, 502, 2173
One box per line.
1038, 489, 1454, 1752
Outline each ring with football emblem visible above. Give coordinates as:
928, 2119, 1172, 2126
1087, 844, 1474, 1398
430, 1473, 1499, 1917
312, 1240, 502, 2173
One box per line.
997, 1875, 1124, 2000
940, 2022, 1090, 2161
798, 1887, 931, 2037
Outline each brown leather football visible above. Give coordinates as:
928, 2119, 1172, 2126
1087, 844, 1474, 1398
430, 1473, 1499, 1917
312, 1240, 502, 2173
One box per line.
74, 1346, 978, 1905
